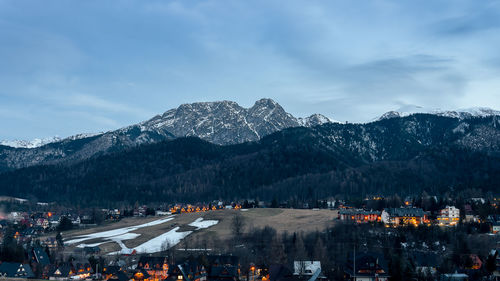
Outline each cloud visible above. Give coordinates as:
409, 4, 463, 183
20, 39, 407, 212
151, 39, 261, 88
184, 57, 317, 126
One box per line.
55, 94, 150, 116
433, 6, 500, 36
0, 0, 499, 138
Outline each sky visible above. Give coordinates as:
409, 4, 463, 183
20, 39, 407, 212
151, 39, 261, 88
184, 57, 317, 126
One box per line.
1, 0, 500, 140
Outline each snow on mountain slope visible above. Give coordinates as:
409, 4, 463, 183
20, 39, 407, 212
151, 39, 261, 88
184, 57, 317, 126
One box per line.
298, 114, 340, 127
0, 137, 62, 148
0, 133, 104, 149
375, 105, 500, 121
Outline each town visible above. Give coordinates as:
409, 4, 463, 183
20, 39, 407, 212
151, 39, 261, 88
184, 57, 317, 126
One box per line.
0, 193, 499, 281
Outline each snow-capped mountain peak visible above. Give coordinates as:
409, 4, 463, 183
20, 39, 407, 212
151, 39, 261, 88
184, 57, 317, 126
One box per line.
0, 137, 62, 149
298, 114, 339, 127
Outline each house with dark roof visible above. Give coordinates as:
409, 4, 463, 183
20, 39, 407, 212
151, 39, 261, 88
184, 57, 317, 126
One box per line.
30, 246, 51, 266
381, 208, 429, 226
48, 264, 75, 280
0, 262, 35, 278
178, 260, 207, 281
344, 252, 390, 281
132, 268, 151, 281
28, 246, 52, 278
208, 265, 238, 281
207, 255, 240, 281
164, 260, 207, 281
338, 209, 381, 223
409, 251, 440, 276
102, 265, 131, 281
136, 256, 169, 281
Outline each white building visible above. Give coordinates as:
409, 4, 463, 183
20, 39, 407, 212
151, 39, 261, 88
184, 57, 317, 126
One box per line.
293, 261, 321, 276
437, 206, 460, 226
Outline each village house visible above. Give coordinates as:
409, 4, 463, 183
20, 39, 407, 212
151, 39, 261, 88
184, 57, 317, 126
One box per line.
466, 254, 482, 270
28, 247, 52, 278
136, 256, 169, 281
207, 255, 240, 281
462, 204, 481, 223
490, 249, 500, 280
41, 237, 58, 250
103, 265, 128, 281
492, 223, 500, 234
410, 251, 440, 277
293, 261, 326, 280
49, 264, 75, 280
0, 262, 35, 278
48, 263, 93, 280
134, 206, 148, 217
437, 206, 460, 226
381, 208, 429, 226
165, 260, 207, 281
107, 209, 122, 220
133, 269, 152, 281
344, 252, 390, 281
338, 210, 381, 223
36, 217, 50, 229
74, 263, 94, 279
49, 215, 61, 227
71, 215, 81, 225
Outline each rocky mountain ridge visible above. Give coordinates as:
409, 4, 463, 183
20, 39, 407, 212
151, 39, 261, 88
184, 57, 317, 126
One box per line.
0, 98, 332, 170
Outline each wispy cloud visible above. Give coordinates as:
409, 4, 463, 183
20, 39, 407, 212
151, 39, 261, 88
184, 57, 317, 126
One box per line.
54, 94, 151, 116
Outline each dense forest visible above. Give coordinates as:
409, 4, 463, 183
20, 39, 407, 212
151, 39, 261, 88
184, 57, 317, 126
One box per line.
0, 115, 498, 206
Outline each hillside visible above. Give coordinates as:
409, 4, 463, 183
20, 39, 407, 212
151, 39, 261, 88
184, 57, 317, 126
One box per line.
0, 115, 498, 206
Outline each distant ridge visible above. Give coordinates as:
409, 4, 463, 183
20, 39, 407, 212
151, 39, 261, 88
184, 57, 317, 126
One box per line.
375, 105, 500, 121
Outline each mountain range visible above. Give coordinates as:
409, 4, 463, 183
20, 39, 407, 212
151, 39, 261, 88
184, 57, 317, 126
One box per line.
0, 98, 334, 171
0, 105, 499, 205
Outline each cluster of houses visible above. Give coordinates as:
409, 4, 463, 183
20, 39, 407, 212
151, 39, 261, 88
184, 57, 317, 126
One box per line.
0, 211, 99, 248
338, 203, 500, 232
3, 247, 500, 281
130, 202, 244, 217
0, 246, 94, 280
0, 253, 327, 281
338, 206, 459, 227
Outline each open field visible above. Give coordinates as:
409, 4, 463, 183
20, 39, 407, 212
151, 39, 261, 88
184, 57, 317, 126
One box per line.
61, 208, 338, 255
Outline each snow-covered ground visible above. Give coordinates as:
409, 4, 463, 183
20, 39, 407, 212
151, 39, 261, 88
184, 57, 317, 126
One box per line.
65, 216, 175, 245
131, 227, 192, 254
188, 218, 219, 230
67, 216, 219, 255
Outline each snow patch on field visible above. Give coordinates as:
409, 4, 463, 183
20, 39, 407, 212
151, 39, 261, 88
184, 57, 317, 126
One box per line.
65, 216, 175, 245
188, 218, 219, 230
135, 227, 192, 253
68, 215, 219, 255
108, 227, 192, 255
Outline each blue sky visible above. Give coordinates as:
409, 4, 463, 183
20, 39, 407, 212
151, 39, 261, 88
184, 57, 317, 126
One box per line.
1, 0, 499, 139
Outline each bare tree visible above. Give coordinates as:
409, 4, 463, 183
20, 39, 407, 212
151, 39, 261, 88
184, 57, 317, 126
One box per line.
231, 213, 246, 239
